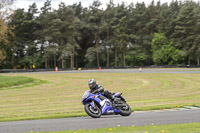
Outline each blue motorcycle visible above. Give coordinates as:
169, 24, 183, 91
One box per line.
82, 90, 131, 118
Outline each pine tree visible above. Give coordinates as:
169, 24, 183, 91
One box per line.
57, 4, 81, 68
174, 1, 198, 65
86, 0, 103, 67
102, 0, 115, 67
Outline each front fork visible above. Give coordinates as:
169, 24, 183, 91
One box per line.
90, 101, 97, 109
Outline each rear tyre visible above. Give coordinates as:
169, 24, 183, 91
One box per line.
118, 101, 131, 116
84, 103, 102, 118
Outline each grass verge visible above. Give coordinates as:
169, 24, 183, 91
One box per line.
0, 75, 45, 89
35, 123, 200, 133
0, 72, 200, 121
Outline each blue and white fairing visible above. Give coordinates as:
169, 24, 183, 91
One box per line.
82, 90, 120, 115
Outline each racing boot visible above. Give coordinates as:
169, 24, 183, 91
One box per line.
111, 95, 118, 103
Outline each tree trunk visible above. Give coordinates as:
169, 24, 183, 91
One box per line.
123, 51, 126, 67
70, 47, 75, 68
12, 54, 14, 68
47, 58, 49, 69
45, 58, 48, 69
95, 36, 100, 67
188, 56, 190, 65
106, 29, 110, 68
197, 54, 200, 65
96, 51, 99, 67
75, 54, 78, 68
115, 48, 118, 67
107, 48, 109, 67
70, 54, 74, 68
54, 54, 56, 68
62, 57, 65, 69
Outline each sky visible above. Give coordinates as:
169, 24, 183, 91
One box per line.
13, 0, 179, 11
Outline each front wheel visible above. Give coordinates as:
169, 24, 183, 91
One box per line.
84, 103, 102, 118
118, 101, 132, 116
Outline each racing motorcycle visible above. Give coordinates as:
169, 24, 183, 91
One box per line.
82, 90, 131, 118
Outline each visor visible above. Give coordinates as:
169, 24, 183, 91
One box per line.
89, 84, 93, 87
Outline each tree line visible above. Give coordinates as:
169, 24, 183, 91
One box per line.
0, 0, 200, 69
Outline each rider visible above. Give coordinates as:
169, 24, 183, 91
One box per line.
88, 79, 116, 102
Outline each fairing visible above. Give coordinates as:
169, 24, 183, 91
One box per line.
82, 90, 120, 115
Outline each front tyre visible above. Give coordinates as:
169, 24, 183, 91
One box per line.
118, 101, 132, 116
84, 103, 102, 118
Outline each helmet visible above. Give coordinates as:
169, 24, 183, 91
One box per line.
88, 79, 96, 90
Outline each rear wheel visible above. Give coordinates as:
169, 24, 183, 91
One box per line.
118, 101, 131, 116
84, 103, 102, 118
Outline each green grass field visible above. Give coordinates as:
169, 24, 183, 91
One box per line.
0, 75, 38, 89
37, 123, 200, 133
0, 72, 200, 121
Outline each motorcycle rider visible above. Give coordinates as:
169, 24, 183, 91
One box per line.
88, 79, 116, 102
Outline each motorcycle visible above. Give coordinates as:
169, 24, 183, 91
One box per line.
82, 90, 131, 118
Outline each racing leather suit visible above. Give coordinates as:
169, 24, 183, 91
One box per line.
91, 84, 114, 100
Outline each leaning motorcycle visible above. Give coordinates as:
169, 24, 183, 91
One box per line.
82, 90, 131, 118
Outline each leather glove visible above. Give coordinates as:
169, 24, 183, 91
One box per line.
93, 89, 99, 94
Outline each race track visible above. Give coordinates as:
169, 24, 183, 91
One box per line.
11, 68, 200, 74
1, 68, 200, 133
1, 109, 200, 133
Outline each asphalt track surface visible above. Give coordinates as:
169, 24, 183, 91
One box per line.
10, 68, 200, 74
1, 68, 200, 133
1, 109, 200, 133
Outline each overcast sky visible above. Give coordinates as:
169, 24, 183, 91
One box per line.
13, 0, 187, 11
